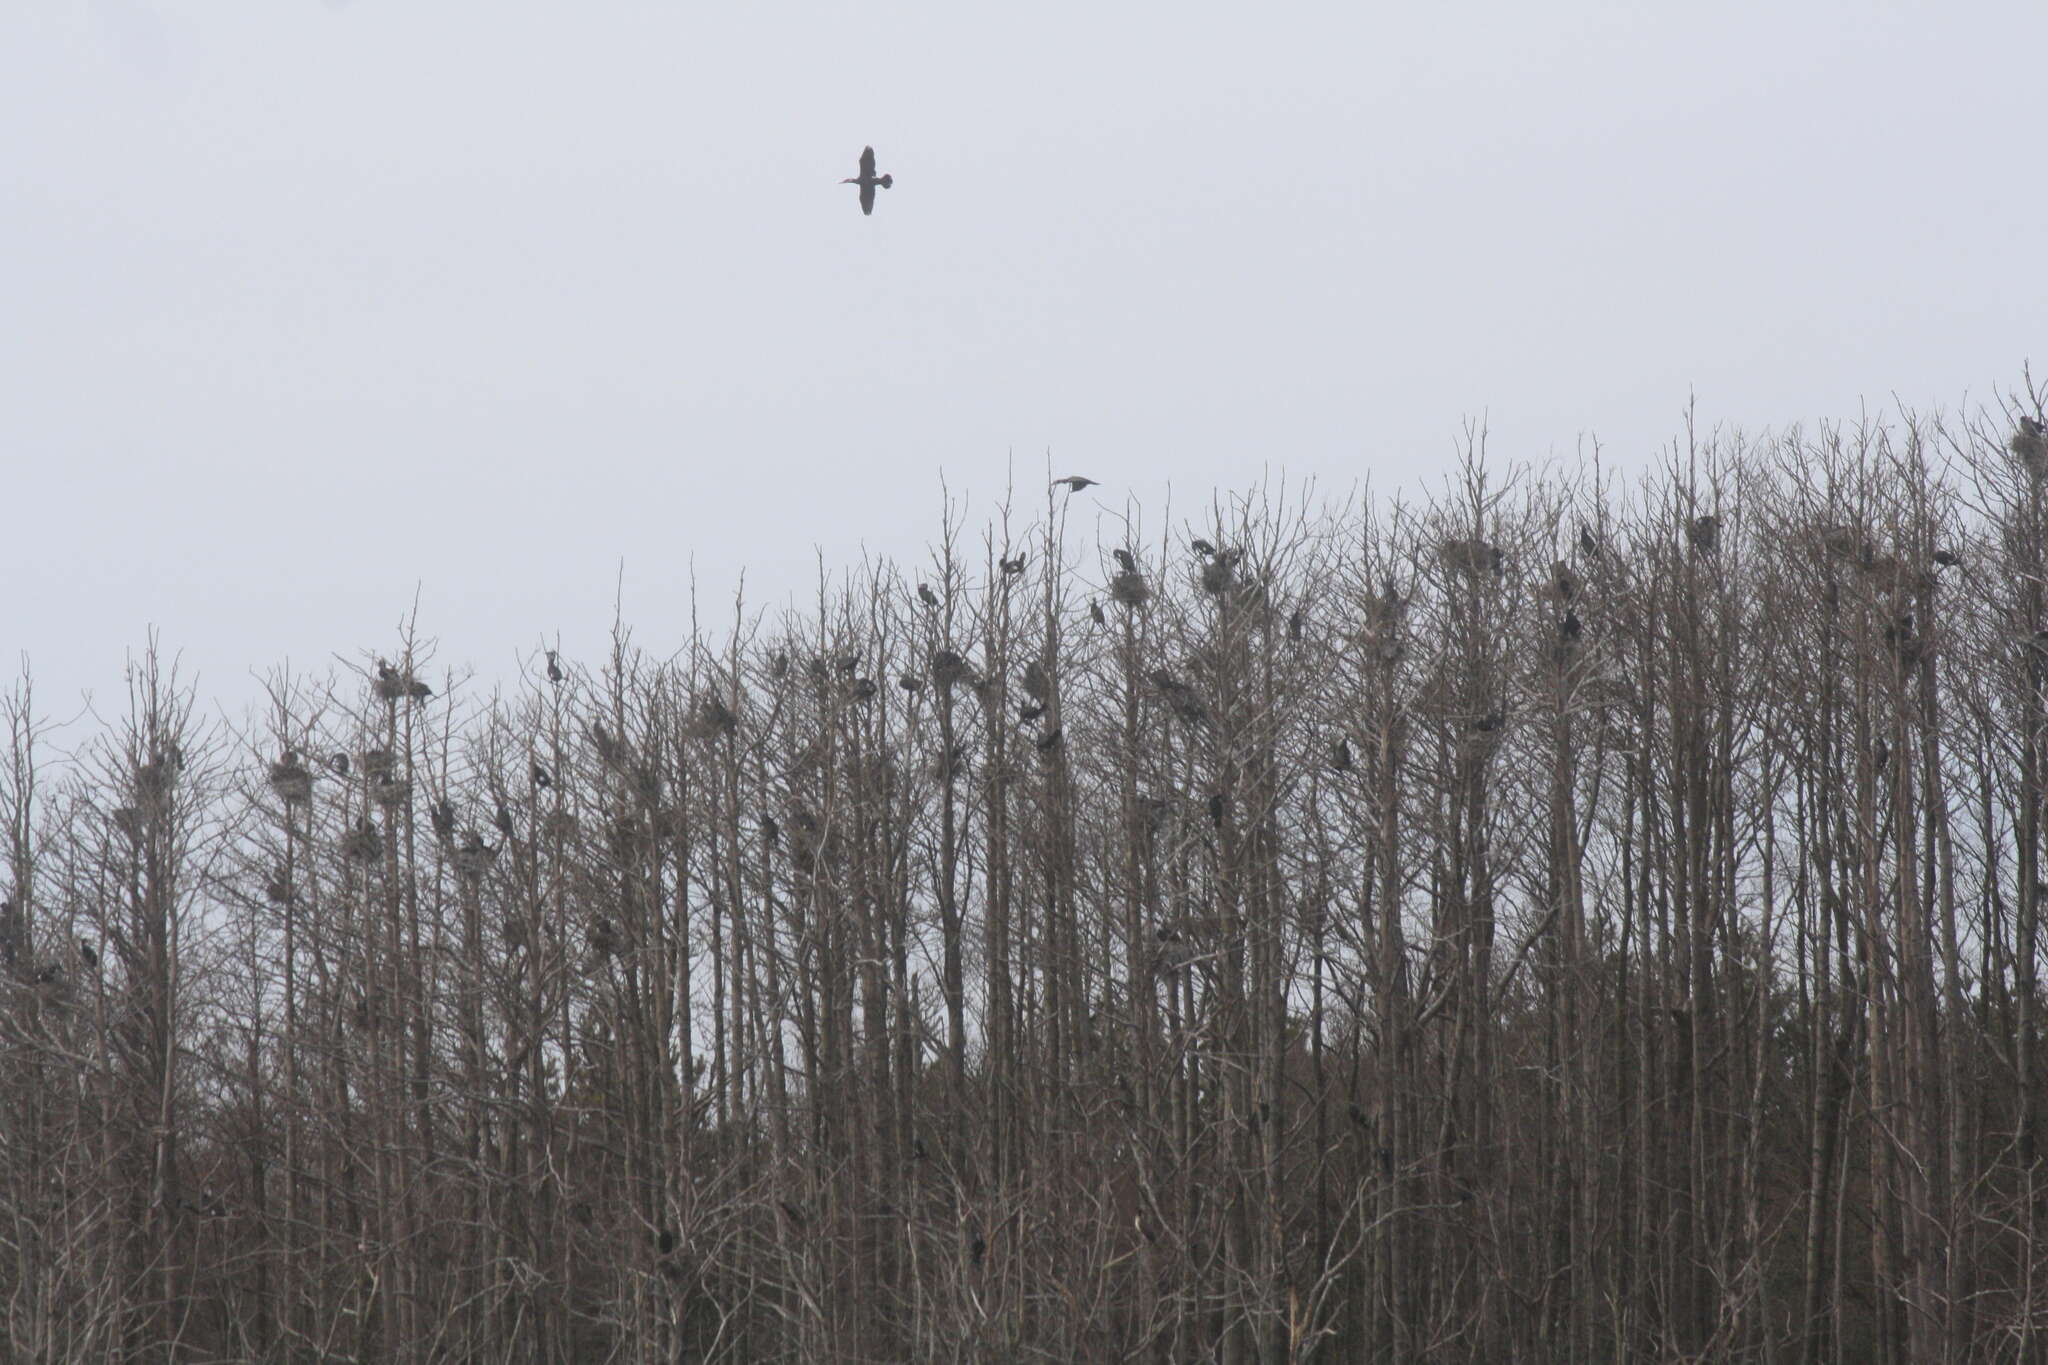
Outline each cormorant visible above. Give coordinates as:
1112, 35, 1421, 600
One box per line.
1053, 475, 1098, 492
1932, 549, 1961, 568
842, 145, 894, 216
918, 582, 940, 609
532, 762, 553, 790
546, 650, 564, 685
1191, 538, 1217, 558
999, 553, 1027, 576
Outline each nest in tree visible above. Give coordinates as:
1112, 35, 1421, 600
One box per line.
371, 778, 410, 808
542, 810, 581, 843
341, 821, 382, 863
1109, 571, 1150, 607
268, 756, 314, 805
360, 749, 395, 782
1438, 537, 1505, 577
2011, 418, 2047, 476
686, 694, 739, 739
454, 835, 497, 881
930, 650, 971, 691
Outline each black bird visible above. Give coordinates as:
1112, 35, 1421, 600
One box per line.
1018, 702, 1046, 722
1561, 609, 1583, 641
770, 651, 789, 680
1089, 601, 1106, 625
1112, 548, 1136, 572
546, 650, 564, 685
1688, 514, 1721, 553
1578, 525, 1599, 557
1034, 727, 1062, 753
842, 145, 894, 216
431, 799, 457, 842
327, 751, 351, 777
918, 582, 940, 609
999, 552, 1027, 576
1932, 549, 1961, 568
1330, 738, 1353, 772
532, 762, 553, 790
1053, 475, 1098, 492
849, 677, 879, 701
1287, 608, 1304, 641
1207, 793, 1227, 826
760, 813, 780, 845
657, 1226, 676, 1256
407, 678, 433, 702
494, 803, 516, 839
78, 938, 97, 969
1190, 538, 1217, 558
899, 673, 924, 693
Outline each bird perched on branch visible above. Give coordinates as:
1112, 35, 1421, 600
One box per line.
546, 651, 564, 685
918, 582, 940, 610
842, 145, 893, 216
999, 553, 1027, 576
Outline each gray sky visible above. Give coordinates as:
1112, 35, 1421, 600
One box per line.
5, 1, 2043, 714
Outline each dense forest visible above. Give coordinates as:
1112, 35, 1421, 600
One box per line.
5, 393, 2048, 1363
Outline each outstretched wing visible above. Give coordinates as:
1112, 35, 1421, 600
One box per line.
859, 145, 876, 179
859, 181, 875, 215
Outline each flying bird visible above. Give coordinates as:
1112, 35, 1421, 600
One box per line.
1053, 476, 1098, 492
842, 145, 894, 216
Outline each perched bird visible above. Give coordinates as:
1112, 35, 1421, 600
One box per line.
842, 145, 894, 216
759, 813, 781, 845
1053, 475, 1098, 492
657, 1226, 676, 1256
1287, 608, 1304, 641
1034, 727, 1063, 753
546, 650, 564, 685
1688, 515, 1721, 553
1018, 702, 1046, 723
849, 677, 879, 701
430, 799, 457, 842
918, 582, 940, 610
532, 762, 553, 790
327, 751, 351, 777
899, 672, 924, 693
494, 803, 516, 839
1552, 560, 1579, 602
1022, 659, 1050, 701
999, 552, 1027, 576
1207, 793, 1228, 826
1932, 549, 1961, 568
1578, 525, 1600, 557
1089, 601, 1107, 625
77, 938, 97, 969
1112, 548, 1137, 572
407, 678, 433, 702
1330, 738, 1353, 772
1561, 610, 1583, 641
1191, 538, 1217, 558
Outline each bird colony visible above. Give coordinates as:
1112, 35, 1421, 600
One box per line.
3, 400, 2048, 1362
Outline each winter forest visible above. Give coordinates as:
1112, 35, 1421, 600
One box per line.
8, 393, 2048, 1364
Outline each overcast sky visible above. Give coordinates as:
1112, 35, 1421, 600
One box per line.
4, 1, 2043, 716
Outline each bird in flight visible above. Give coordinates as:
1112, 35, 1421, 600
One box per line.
1053, 476, 1098, 492
843, 146, 894, 216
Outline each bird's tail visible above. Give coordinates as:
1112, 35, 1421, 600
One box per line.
878, 174, 893, 189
